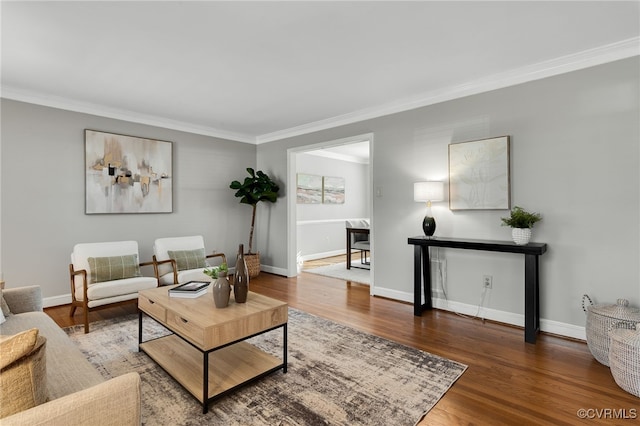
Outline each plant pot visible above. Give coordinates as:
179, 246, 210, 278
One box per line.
512, 228, 531, 245
244, 252, 260, 278
212, 275, 231, 308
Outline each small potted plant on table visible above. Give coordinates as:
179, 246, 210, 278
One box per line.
204, 263, 230, 308
501, 206, 542, 245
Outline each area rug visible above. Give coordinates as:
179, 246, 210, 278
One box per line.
65, 309, 466, 426
304, 262, 371, 285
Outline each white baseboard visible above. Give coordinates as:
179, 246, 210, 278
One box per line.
373, 286, 413, 303
373, 287, 586, 341
260, 264, 289, 277
299, 250, 345, 262
43, 294, 72, 308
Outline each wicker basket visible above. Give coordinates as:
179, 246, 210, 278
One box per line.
245, 252, 260, 278
582, 295, 640, 366
609, 323, 640, 397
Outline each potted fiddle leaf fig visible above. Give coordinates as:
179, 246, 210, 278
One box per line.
501, 206, 542, 245
230, 168, 280, 277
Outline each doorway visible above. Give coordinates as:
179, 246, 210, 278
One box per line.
286, 133, 374, 293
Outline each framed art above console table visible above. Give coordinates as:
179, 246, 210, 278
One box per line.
448, 136, 510, 211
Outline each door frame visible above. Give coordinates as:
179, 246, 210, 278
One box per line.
286, 132, 374, 294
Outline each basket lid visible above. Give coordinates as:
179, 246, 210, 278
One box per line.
588, 299, 640, 321
610, 325, 640, 345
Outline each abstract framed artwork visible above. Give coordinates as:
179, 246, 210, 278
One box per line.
448, 136, 510, 210
85, 130, 173, 214
296, 173, 323, 204
322, 176, 345, 204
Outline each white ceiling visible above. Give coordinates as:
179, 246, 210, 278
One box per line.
2, 1, 639, 144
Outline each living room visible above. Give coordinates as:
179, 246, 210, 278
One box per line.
1, 1, 639, 424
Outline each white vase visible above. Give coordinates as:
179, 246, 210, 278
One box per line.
512, 228, 532, 245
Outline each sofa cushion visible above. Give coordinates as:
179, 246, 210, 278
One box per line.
87, 255, 142, 284
167, 248, 207, 271
0, 312, 104, 400
84, 277, 157, 301
0, 328, 48, 418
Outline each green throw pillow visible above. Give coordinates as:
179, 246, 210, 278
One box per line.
87, 254, 142, 284
167, 248, 206, 271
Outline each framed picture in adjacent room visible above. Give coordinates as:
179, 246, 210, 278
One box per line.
448, 136, 510, 210
85, 130, 173, 214
296, 173, 323, 204
322, 176, 345, 204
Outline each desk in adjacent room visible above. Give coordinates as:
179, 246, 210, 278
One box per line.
407, 236, 548, 344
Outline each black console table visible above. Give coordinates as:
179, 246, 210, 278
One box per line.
407, 236, 547, 344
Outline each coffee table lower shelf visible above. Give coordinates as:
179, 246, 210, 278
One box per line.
140, 334, 285, 413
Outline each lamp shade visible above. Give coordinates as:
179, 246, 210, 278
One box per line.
413, 181, 444, 202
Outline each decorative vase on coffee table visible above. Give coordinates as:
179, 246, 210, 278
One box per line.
233, 244, 249, 303
212, 273, 231, 308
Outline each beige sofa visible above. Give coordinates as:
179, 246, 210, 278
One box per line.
0, 286, 140, 425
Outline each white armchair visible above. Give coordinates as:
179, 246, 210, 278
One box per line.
69, 240, 158, 333
152, 236, 227, 286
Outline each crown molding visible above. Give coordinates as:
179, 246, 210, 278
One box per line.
2, 37, 637, 146
256, 37, 640, 144
0, 87, 256, 144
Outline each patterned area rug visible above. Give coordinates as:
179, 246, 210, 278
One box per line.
304, 262, 371, 285
65, 309, 466, 426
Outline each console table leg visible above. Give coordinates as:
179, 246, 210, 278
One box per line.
423, 246, 432, 310
524, 254, 540, 344
413, 245, 422, 316
413, 245, 432, 316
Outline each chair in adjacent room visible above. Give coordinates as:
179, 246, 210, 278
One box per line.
346, 219, 370, 269
152, 235, 227, 286
69, 240, 158, 333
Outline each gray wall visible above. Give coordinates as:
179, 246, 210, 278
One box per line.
1, 58, 638, 337
255, 57, 640, 336
1, 99, 256, 304
296, 153, 369, 258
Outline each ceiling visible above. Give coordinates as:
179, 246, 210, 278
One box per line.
2, 1, 638, 144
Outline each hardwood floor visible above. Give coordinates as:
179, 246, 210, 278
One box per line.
45, 271, 637, 425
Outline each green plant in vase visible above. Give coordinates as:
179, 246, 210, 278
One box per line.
204, 263, 231, 308
203, 263, 228, 279
501, 206, 542, 245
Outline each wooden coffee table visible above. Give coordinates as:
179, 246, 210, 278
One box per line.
138, 285, 288, 413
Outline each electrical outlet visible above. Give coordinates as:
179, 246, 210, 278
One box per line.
483, 275, 493, 289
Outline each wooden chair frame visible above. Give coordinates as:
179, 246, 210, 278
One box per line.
68, 260, 156, 333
